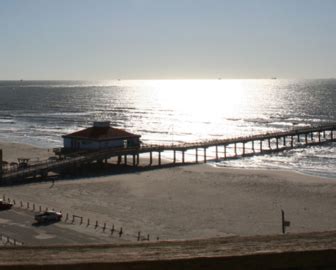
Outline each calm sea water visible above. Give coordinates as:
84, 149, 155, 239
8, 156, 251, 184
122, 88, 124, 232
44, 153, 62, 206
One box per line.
0, 79, 335, 178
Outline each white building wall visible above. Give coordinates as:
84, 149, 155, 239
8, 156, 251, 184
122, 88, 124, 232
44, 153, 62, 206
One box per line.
64, 138, 72, 148
64, 138, 134, 150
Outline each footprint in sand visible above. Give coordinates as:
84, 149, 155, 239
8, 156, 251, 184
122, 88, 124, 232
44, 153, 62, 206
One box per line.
35, 232, 56, 240
0, 218, 10, 224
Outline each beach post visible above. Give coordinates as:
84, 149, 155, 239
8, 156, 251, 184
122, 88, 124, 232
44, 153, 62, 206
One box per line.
137, 231, 140, 241
281, 209, 291, 234
119, 227, 123, 237
111, 224, 115, 235
87, 218, 90, 226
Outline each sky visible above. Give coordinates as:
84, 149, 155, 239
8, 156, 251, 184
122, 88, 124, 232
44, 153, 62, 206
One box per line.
0, 0, 335, 80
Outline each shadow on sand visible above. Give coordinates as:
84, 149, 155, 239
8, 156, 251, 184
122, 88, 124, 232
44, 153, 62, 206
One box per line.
32, 220, 61, 227
0, 162, 196, 187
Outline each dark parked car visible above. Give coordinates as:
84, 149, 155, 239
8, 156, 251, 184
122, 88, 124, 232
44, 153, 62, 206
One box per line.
35, 210, 62, 223
0, 200, 13, 210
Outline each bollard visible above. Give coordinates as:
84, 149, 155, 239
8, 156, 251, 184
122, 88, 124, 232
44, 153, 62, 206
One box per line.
87, 218, 90, 227
147, 234, 150, 241
27, 202, 29, 209
20, 201, 23, 208
156, 236, 160, 241
111, 224, 115, 235
80, 217, 83, 225
103, 223, 106, 232
137, 231, 141, 241
72, 215, 75, 224
119, 227, 123, 238
95, 220, 98, 229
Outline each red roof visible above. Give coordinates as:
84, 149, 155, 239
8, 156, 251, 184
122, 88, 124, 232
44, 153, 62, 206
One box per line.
63, 127, 140, 141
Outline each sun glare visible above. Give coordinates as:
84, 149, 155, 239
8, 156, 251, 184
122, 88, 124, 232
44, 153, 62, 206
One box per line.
148, 80, 247, 119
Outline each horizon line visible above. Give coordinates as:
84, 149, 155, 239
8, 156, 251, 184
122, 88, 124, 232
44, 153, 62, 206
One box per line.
0, 77, 335, 81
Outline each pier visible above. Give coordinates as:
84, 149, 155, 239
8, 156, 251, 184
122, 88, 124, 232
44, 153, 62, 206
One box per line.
1, 123, 335, 183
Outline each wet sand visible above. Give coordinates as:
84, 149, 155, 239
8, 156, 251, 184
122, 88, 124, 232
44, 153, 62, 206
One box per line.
0, 141, 335, 241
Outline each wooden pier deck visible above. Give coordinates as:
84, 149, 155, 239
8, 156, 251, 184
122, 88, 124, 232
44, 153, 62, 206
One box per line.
1, 123, 335, 183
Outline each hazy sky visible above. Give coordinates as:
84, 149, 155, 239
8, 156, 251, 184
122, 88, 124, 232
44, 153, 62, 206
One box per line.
0, 0, 335, 80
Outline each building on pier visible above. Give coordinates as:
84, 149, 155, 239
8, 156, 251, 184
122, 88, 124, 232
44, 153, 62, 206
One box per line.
62, 121, 141, 151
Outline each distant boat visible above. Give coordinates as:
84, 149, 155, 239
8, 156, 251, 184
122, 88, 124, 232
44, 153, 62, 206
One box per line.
271, 77, 277, 80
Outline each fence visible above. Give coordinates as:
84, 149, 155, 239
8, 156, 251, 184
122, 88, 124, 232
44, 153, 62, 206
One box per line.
0, 233, 23, 246
2, 195, 158, 242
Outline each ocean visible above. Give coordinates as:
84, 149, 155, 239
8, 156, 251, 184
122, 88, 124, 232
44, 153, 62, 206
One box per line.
0, 79, 335, 178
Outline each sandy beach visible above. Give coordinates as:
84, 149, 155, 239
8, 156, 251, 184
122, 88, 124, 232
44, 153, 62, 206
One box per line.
0, 141, 335, 241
